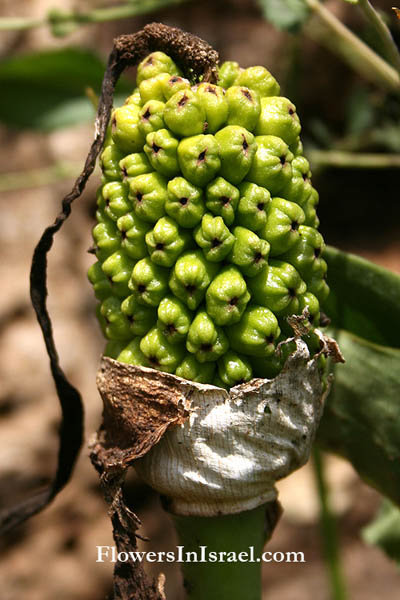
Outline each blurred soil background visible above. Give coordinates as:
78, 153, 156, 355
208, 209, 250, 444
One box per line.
0, 0, 399, 598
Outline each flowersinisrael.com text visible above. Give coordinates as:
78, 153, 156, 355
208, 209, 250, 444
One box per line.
96, 546, 305, 564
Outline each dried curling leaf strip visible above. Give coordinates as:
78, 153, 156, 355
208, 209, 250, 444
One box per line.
94, 359, 191, 467
95, 338, 330, 517
0, 22, 219, 536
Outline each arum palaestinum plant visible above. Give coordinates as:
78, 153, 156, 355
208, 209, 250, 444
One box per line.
1, 12, 400, 600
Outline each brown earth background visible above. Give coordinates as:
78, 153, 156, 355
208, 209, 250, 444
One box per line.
0, 1, 399, 598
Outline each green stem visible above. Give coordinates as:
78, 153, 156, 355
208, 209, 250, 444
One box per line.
172, 502, 279, 600
0, 17, 42, 31
54, 0, 186, 25
0, 0, 189, 33
358, 0, 400, 73
308, 149, 400, 170
0, 162, 82, 192
304, 0, 400, 93
313, 447, 348, 600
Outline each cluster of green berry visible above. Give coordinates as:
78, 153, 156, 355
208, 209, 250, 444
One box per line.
87, 51, 328, 388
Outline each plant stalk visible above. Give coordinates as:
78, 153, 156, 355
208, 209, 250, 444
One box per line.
0, 0, 188, 33
308, 149, 400, 170
313, 447, 348, 600
172, 501, 280, 600
357, 0, 400, 73
0, 17, 43, 31
304, 0, 400, 93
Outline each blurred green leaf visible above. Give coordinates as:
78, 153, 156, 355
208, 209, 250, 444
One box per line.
323, 245, 400, 349
370, 122, 400, 152
0, 48, 132, 130
340, 0, 359, 4
345, 87, 375, 135
362, 499, 400, 564
308, 118, 335, 148
256, 0, 310, 32
317, 330, 400, 506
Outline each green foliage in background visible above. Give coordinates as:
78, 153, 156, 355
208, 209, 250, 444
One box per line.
363, 499, 400, 565
256, 0, 310, 32
318, 247, 400, 508
0, 49, 132, 130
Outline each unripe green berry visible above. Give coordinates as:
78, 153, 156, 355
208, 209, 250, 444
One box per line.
227, 305, 280, 357
117, 337, 147, 366
120, 295, 156, 336
169, 250, 219, 310
247, 135, 293, 195
140, 326, 185, 373
213, 374, 229, 390
175, 354, 216, 383
235, 182, 271, 232
186, 311, 229, 362
157, 295, 192, 344
92, 219, 120, 262
166, 177, 205, 228
218, 61, 242, 89
215, 125, 256, 185
306, 271, 330, 304
279, 224, 325, 281
229, 226, 270, 277
104, 340, 126, 359
206, 265, 251, 326
139, 73, 170, 103
248, 260, 306, 315
259, 197, 305, 256
279, 289, 321, 337
225, 86, 261, 131
111, 104, 145, 154
307, 252, 328, 282
290, 137, 303, 157
100, 142, 124, 182
99, 296, 132, 341
99, 181, 130, 221
235, 66, 280, 98
164, 90, 206, 137
281, 155, 312, 206
298, 291, 320, 327
128, 172, 167, 223
250, 338, 296, 379
145, 216, 191, 267
205, 176, 239, 226
144, 128, 180, 178
129, 257, 169, 307
217, 351, 253, 387
136, 52, 181, 85
303, 187, 320, 228
161, 75, 190, 100
178, 134, 221, 187
119, 153, 153, 182
194, 213, 235, 262
195, 82, 229, 133
116, 212, 150, 260
101, 250, 134, 297
138, 100, 166, 137
88, 261, 113, 300
255, 97, 301, 145
124, 90, 141, 106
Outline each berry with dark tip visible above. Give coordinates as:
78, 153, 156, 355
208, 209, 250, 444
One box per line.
225, 86, 261, 131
